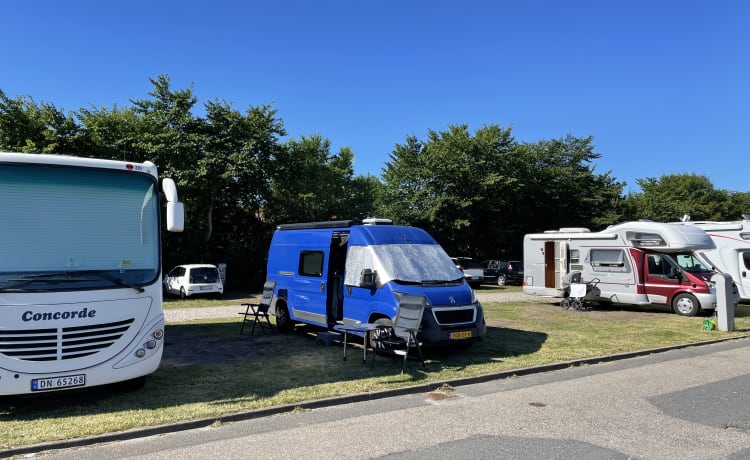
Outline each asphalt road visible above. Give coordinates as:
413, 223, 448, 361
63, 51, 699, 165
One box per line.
30, 337, 750, 460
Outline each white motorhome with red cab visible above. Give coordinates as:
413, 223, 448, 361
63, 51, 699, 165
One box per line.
523, 221, 728, 316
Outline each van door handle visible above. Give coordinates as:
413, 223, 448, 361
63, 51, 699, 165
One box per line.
320, 282, 325, 293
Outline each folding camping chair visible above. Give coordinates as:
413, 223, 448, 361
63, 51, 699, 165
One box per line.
239, 281, 276, 336
370, 294, 426, 373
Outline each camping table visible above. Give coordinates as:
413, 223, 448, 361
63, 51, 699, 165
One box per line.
333, 323, 381, 364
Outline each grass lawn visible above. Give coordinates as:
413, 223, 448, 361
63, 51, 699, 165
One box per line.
2, 295, 748, 451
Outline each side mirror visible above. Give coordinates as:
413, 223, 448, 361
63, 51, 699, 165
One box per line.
669, 267, 682, 280
162, 178, 184, 232
359, 269, 377, 290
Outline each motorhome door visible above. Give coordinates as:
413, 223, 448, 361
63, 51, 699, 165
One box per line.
544, 241, 567, 289
739, 250, 750, 298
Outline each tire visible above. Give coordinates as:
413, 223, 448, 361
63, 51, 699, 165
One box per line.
274, 301, 293, 332
369, 317, 393, 352
496, 275, 507, 286
179, 286, 186, 300
672, 293, 701, 316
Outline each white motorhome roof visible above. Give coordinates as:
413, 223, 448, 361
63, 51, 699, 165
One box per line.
682, 220, 748, 232
526, 221, 715, 251
606, 221, 715, 251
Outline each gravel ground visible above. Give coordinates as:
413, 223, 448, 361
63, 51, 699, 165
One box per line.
163, 290, 555, 323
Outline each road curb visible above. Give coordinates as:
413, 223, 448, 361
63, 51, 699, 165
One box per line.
3, 334, 747, 458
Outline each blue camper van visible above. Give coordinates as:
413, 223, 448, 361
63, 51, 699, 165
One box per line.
266, 219, 486, 346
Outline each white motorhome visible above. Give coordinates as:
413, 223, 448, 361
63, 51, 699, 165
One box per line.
523, 221, 723, 316
680, 216, 750, 302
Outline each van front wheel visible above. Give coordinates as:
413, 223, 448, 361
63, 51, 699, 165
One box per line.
672, 293, 701, 316
369, 318, 393, 353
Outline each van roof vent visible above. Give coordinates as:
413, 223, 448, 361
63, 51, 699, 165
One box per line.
362, 218, 393, 225
558, 227, 591, 233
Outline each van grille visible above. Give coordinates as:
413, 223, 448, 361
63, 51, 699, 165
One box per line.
431, 307, 476, 326
0, 319, 134, 361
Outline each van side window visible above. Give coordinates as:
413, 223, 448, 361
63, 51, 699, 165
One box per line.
742, 252, 750, 271
299, 251, 324, 277
590, 249, 628, 273
569, 249, 580, 264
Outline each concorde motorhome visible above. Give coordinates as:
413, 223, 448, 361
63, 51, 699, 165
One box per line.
265, 219, 486, 345
523, 221, 724, 316
680, 216, 750, 302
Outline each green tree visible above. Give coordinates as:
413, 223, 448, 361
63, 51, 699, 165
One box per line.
633, 173, 732, 221
380, 124, 517, 256
380, 126, 623, 258
266, 135, 377, 224
0, 91, 80, 153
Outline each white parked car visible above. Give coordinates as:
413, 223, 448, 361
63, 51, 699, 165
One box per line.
163, 264, 223, 299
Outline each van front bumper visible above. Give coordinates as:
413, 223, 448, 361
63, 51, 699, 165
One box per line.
419, 302, 486, 346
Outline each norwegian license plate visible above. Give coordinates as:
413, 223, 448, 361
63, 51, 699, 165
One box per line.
450, 330, 472, 340
31, 374, 86, 392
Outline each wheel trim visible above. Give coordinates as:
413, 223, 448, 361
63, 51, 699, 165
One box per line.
675, 297, 695, 314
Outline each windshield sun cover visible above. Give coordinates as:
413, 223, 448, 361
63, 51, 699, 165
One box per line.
344, 243, 462, 287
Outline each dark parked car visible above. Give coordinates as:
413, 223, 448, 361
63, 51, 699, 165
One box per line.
481, 260, 524, 286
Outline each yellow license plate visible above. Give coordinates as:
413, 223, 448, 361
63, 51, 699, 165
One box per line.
450, 330, 472, 340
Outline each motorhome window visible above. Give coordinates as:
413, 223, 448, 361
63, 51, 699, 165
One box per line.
344, 244, 461, 286
589, 249, 628, 273
569, 249, 580, 264
299, 251, 324, 277
627, 232, 666, 247
741, 233, 750, 240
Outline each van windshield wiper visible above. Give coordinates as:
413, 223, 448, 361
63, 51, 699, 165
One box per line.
420, 278, 464, 285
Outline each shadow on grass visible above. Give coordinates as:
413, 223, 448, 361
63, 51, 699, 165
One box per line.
0, 322, 545, 422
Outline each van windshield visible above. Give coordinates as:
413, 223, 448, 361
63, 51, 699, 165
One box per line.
673, 253, 713, 274
345, 244, 463, 286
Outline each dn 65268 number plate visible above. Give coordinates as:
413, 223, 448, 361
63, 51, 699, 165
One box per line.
31, 374, 86, 391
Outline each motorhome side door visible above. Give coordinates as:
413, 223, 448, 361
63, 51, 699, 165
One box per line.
544, 241, 567, 289
739, 250, 750, 298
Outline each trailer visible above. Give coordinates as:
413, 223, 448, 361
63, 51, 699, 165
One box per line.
679, 216, 750, 302
523, 221, 725, 316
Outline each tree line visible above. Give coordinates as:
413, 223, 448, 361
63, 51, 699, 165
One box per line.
2, 76, 748, 290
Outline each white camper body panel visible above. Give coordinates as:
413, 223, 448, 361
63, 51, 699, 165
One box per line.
523, 221, 717, 309
684, 219, 750, 301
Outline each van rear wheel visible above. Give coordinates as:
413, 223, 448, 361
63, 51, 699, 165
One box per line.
275, 302, 293, 332
672, 293, 701, 316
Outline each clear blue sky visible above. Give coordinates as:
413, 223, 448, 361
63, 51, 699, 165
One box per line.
3, 1, 748, 193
